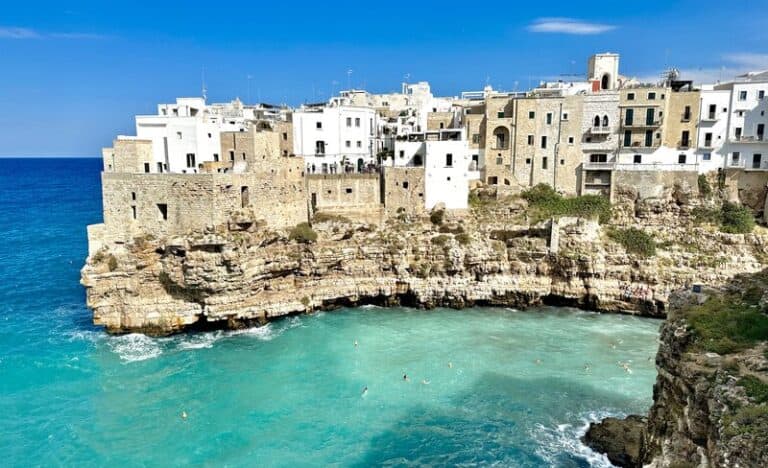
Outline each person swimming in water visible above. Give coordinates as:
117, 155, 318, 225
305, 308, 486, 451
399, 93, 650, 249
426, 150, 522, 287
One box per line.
361, 386, 368, 396
181, 411, 188, 420
448, 362, 453, 369
354, 340, 358, 348
403, 374, 410, 382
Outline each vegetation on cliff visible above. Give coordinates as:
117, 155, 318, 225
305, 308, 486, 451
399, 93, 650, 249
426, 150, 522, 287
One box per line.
521, 184, 611, 224
692, 201, 756, 234
607, 228, 657, 258
289, 222, 318, 244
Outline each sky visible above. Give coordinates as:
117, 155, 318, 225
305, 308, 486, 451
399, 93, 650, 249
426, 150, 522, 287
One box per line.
0, 0, 766, 157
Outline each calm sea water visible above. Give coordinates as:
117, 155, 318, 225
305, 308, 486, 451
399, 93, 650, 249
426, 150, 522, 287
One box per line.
0, 158, 661, 467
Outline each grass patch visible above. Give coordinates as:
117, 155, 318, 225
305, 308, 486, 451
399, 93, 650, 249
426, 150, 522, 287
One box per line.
431, 234, 451, 246
685, 292, 768, 354
607, 227, 656, 257
289, 222, 318, 244
522, 183, 611, 224
692, 202, 755, 234
723, 405, 768, 438
312, 212, 352, 224
456, 233, 471, 245
738, 375, 768, 404
698, 174, 712, 198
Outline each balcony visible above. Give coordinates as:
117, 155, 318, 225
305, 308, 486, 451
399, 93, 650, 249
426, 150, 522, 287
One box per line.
730, 135, 766, 144
700, 140, 714, 149
589, 126, 611, 135
583, 161, 616, 170
677, 141, 691, 150
624, 142, 660, 151
701, 115, 718, 123
491, 144, 509, 150
623, 120, 663, 128
726, 157, 768, 170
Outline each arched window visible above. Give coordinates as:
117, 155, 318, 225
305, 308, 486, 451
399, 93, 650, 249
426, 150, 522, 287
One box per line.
593, 116, 601, 127
601, 74, 610, 90
602, 115, 609, 127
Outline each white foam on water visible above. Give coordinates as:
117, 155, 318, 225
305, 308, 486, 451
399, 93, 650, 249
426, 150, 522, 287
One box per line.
108, 333, 163, 362
360, 304, 383, 309
66, 329, 105, 344
532, 410, 622, 467
176, 331, 225, 350
229, 323, 276, 340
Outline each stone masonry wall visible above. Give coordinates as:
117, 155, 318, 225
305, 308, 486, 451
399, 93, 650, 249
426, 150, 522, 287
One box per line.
382, 167, 426, 214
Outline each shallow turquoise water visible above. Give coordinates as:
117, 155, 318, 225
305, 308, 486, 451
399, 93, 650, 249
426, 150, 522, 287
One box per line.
0, 159, 661, 466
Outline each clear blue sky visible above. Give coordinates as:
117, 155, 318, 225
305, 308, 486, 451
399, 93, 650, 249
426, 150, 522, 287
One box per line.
0, 0, 764, 156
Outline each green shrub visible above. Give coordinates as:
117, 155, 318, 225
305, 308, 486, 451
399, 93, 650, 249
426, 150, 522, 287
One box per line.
312, 212, 352, 224
430, 209, 445, 225
521, 183, 611, 224
698, 174, 712, 197
738, 375, 768, 404
721, 202, 755, 234
692, 202, 755, 234
431, 234, 450, 246
289, 222, 318, 244
685, 293, 768, 354
724, 405, 768, 437
607, 228, 656, 257
107, 255, 118, 272
455, 233, 471, 245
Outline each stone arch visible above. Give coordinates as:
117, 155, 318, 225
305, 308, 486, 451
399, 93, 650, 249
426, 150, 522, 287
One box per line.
602, 115, 609, 127
601, 73, 610, 90
492, 126, 510, 149
593, 115, 601, 127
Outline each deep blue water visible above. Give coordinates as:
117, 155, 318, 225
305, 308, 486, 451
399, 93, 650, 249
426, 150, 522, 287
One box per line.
0, 158, 661, 467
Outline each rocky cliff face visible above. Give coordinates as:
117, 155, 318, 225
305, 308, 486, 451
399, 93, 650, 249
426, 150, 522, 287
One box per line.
81, 195, 768, 336
584, 274, 768, 467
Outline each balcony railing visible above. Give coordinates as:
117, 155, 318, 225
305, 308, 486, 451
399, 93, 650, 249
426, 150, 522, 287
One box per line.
590, 126, 611, 134
583, 161, 616, 170
623, 120, 663, 128
730, 135, 766, 143
727, 157, 768, 170
677, 141, 691, 150
701, 115, 718, 122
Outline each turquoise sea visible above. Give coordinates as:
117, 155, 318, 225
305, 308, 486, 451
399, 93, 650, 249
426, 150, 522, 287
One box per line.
0, 158, 662, 467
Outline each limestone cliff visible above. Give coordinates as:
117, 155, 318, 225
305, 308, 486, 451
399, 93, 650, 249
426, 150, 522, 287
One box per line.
584, 272, 768, 467
80, 192, 768, 336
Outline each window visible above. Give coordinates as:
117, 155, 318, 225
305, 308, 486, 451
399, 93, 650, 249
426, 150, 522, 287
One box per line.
144, 163, 150, 173
562, 112, 569, 121
623, 130, 632, 147
683, 106, 691, 121
627, 93, 635, 101
594, 115, 601, 127
241, 186, 249, 208
445, 153, 453, 167
316, 121, 322, 129
497, 111, 504, 118
399, 150, 405, 158
680, 131, 690, 148
645, 108, 655, 125
737, 111, 744, 117
560, 159, 565, 165
242, 152, 246, 160
157, 162, 163, 173
703, 153, 712, 161
345, 140, 351, 148
525, 158, 531, 164
402, 181, 409, 189
602, 115, 609, 127
439, 122, 444, 129
283, 132, 288, 140
540, 136, 547, 149
346, 117, 352, 127
356, 141, 362, 148
176, 131, 182, 140
315, 141, 325, 154
496, 156, 503, 165
355, 118, 360, 127
590, 154, 608, 163
633, 154, 642, 164
648, 92, 656, 100
542, 157, 548, 169
528, 111, 535, 119
131, 206, 137, 219
678, 154, 687, 164
735, 127, 743, 139
229, 151, 235, 161
625, 108, 634, 125
757, 123, 765, 139
527, 135, 534, 145
546, 113, 553, 125
157, 204, 168, 221
568, 136, 574, 144
739, 90, 748, 101
472, 134, 480, 144
754, 153, 763, 169
708, 104, 716, 119
704, 132, 713, 147
186, 153, 196, 167
345, 188, 353, 194
213, 153, 219, 162
760, 90, 766, 100
733, 151, 741, 164
644, 130, 653, 147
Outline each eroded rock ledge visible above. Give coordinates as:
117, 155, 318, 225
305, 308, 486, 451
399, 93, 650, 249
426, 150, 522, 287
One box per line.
81, 194, 768, 336
583, 272, 768, 467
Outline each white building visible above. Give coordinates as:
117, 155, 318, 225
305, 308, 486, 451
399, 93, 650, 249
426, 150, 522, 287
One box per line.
391, 129, 471, 209
716, 72, 768, 170
293, 105, 380, 174
696, 87, 731, 172
133, 97, 286, 174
